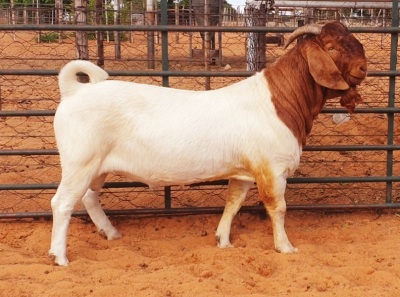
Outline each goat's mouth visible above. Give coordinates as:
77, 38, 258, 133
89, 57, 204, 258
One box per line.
345, 63, 367, 86
346, 73, 366, 87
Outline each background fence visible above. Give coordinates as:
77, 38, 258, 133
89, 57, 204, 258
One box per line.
0, 0, 399, 219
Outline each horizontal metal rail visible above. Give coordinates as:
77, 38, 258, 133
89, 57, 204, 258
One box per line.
0, 69, 397, 77
0, 24, 399, 34
274, 1, 395, 9
1, 107, 399, 118
1, 144, 400, 157
1, 203, 400, 220
1, 175, 399, 191
0, 182, 147, 190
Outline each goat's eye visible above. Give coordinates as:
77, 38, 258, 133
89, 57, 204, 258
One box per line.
328, 47, 335, 51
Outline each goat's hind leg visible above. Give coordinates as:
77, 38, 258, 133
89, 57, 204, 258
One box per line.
215, 178, 253, 248
49, 177, 90, 266
81, 173, 122, 240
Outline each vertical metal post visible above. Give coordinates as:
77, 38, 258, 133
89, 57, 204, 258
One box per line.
105, 0, 110, 42
204, 0, 211, 90
189, 0, 194, 64
161, 0, 169, 88
164, 186, 172, 209
160, 0, 171, 209
257, 3, 266, 70
386, 0, 398, 203
35, 2, 40, 42
175, 1, 179, 43
218, 0, 223, 65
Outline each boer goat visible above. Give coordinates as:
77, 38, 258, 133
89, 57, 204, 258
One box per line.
49, 21, 367, 266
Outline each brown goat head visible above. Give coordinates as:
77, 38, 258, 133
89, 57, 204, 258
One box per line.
286, 21, 368, 113
266, 22, 367, 145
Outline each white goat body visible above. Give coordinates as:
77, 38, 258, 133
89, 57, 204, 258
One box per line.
55, 61, 300, 188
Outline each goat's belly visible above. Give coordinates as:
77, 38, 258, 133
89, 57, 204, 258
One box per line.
124, 172, 255, 187
101, 153, 255, 186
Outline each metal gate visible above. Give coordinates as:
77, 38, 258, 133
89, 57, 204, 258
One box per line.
0, 1, 399, 219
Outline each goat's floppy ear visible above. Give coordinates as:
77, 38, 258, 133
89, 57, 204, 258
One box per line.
305, 43, 349, 90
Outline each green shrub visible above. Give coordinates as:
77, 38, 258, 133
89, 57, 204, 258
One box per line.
39, 32, 67, 43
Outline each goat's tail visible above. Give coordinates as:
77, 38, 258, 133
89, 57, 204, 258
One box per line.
58, 60, 109, 98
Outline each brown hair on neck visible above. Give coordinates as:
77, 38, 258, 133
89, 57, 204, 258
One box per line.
263, 43, 329, 146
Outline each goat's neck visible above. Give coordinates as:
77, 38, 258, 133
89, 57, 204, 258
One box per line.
263, 51, 327, 146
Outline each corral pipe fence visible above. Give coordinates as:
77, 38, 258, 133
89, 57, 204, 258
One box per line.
0, 1, 399, 219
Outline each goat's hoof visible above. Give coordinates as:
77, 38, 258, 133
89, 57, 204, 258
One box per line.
108, 230, 122, 240
48, 251, 69, 266
98, 227, 122, 240
275, 245, 298, 254
215, 235, 233, 249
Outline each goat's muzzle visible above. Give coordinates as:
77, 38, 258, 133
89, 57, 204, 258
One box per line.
348, 68, 367, 87
341, 59, 367, 112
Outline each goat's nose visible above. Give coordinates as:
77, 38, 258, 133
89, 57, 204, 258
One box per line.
360, 65, 367, 73
356, 64, 367, 78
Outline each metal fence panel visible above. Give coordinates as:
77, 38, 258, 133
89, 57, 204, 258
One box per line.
0, 1, 399, 219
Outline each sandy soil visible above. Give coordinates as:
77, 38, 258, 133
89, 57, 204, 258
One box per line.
1, 211, 400, 297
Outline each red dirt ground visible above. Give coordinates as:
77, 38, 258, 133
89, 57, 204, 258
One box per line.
1, 211, 400, 296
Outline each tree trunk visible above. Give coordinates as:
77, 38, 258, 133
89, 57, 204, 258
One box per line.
75, 0, 89, 61
55, 0, 63, 24
75, 0, 89, 83
96, 0, 104, 67
245, 2, 266, 71
55, 0, 63, 42
113, 0, 121, 59
10, 0, 15, 25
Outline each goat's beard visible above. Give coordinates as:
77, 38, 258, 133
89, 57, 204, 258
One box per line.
340, 87, 363, 113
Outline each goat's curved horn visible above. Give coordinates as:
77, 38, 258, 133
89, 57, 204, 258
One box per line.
283, 24, 323, 49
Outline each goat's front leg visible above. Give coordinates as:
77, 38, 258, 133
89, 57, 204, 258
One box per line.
81, 174, 121, 240
215, 178, 253, 248
257, 172, 297, 254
